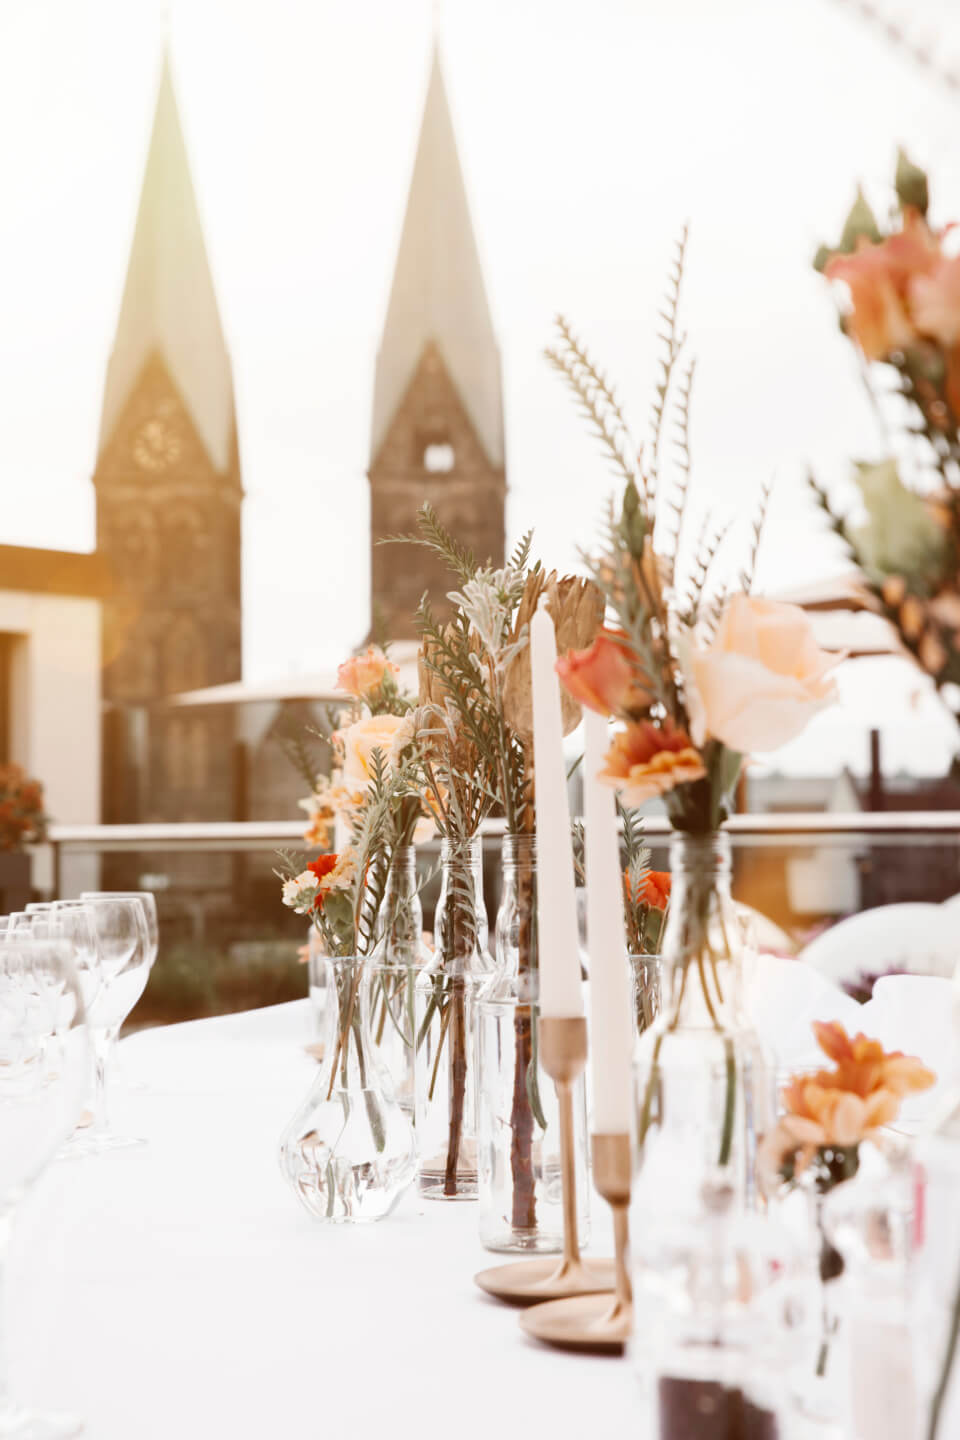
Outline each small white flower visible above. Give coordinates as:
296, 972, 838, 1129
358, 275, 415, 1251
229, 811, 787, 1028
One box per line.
281, 871, 321, 915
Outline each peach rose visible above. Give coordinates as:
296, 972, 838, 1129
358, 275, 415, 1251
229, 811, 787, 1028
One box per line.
826, 215, 939, 359
336, 646, 398, 698
686, 596, 838, 755
555, 629, 652, 717
598, 719, 706, 805
910, 253, 960, 347
337, 713, 406, 785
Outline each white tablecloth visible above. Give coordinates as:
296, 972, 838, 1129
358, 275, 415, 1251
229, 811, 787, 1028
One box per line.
10, 1001, 634, 1440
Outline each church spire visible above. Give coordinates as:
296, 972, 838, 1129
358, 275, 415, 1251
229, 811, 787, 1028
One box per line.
371, 47, 503, 469
98, 49, 235, 474
368, 45, 506, 640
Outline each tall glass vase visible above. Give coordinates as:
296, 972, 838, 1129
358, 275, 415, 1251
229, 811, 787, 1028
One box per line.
476, 835, 590, 1252
369, 846, 427, 1115
279, 956, 417, 1222
632, 831, 772, 1218
415, 838, 493, 1199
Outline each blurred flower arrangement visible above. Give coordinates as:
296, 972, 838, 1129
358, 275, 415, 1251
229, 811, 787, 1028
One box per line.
0, 765, 48, 851
761, 1021, 935, 1380
812, 153, 960, 716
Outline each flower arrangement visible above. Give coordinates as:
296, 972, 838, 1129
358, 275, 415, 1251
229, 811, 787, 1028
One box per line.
0, 765, 48, 851
389, 509, 603, 1211
761, 1021, 935, 1190
549, 236, 839, 836
812, 154, 960, 717
761, 1022, 935, 1381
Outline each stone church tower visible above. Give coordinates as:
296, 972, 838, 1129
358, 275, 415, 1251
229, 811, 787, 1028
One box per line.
94, 52, 241, 822
369, 50, 506, 638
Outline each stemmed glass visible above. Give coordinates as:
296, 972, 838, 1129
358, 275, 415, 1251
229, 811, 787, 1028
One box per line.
72, 896, 149, 1154
0, 933, 90, 1438
82, 893, 157, 1092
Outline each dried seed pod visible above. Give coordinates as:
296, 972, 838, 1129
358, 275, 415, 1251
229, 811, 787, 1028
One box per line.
502, 570, 604, 741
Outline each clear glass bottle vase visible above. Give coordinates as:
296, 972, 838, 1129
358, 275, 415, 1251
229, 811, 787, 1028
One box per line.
476, 834, 590, 1253
415, 836, 493, 1199
369, 846, 428, 1115
279, 955, 417, 1222
632, 831, 772, 1218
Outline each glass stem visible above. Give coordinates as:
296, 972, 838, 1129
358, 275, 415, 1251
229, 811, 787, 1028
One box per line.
0, 1207, 13, 1417
92, 1027, 115, 1136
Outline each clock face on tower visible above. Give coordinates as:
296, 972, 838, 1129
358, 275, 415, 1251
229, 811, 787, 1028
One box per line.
133, 417, 181, 473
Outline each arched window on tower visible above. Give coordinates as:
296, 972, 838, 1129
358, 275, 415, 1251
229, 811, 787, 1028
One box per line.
416, 428, 456, 474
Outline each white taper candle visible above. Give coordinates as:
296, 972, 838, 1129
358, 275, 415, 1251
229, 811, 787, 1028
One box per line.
584, 707, 634, 1134
530, 601, 584, 1019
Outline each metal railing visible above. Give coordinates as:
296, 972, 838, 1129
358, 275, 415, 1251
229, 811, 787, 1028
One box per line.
44, 811, 960, 855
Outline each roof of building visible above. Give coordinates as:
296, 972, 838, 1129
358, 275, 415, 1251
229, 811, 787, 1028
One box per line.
0, 545, 113, 599
98, 50, 234, 472
371, 48, 503, 467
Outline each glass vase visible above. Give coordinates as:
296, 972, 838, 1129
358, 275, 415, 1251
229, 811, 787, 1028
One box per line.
912, 1093, 960, 1440
632, 831, 772, 1220
369, 846, 428, 1115
279, 956, 417, 1222
476, 834, 590, 1253
415, 837, 493, 1199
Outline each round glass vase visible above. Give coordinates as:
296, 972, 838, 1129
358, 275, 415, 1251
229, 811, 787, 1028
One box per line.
415, 837, 493, 1199
368, 846, 428, 1116
279, 955, 417, 1222
632, 831, 772, 1218
476, 834, 590, 1254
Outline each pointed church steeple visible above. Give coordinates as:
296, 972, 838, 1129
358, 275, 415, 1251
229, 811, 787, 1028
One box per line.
94, 48, 242, 823
98, 50, 235, 473
369, 47, 506, 638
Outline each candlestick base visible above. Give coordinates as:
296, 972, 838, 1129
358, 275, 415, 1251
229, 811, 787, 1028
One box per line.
474, 1254, 616, 1306
519, 1132, 634, 1349
518, 1289, 632, 1352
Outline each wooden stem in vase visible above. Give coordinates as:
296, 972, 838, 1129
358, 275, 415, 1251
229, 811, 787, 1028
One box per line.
474, 1017, 616, 1305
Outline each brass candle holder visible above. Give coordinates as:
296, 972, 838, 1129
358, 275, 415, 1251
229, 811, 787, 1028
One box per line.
474, 1016, 615, 1305
519, 1131, 633, 1351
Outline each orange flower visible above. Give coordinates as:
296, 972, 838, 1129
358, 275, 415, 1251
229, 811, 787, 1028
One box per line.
555, 629, 652, 718
910, 253, 960, 347
598, 720, 706, 805
826, 215, 939, 359
627, 864, 673, 910
761, 1022, 936, 1183
307, 854, 339, 885
336, 646, 398, 699
811, 1021, 937, 1099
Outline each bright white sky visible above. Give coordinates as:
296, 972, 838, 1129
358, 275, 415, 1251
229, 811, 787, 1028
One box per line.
3, 0, 960, 777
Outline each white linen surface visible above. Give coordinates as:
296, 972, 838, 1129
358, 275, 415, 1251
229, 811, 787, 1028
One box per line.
9, 1001, 633, 1440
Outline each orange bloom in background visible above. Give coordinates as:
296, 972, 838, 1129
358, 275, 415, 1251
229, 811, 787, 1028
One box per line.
625, 868, 671, 910
910, 253, 960, 347
598, 720, 706, 805
826, 215, 939, 360
760, 1021, 936, 1181
336, 646, 398, 699
307, 854, 339, 885
811, 1021, 937, 1099
556, 628, 652, 717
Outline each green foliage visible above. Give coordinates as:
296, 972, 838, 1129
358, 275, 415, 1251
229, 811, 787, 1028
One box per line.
895, 147, 929, 216
852, 458, 950, 588
382, 500, 478, 582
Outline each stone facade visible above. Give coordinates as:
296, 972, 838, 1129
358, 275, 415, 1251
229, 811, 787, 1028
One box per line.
369, 342, 505, 637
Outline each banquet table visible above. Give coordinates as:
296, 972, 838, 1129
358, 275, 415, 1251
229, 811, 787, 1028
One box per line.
10, 1000, 637, 1440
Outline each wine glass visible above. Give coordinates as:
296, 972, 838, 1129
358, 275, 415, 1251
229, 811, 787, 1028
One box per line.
72, 896, 149, 1153
0, 933, 89, 1437
82, 892, 157, 1092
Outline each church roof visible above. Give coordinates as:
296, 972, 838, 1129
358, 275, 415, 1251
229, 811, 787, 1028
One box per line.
0, 545, 113, 599
371, 49, 503, 467
98, 51, 234, 472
